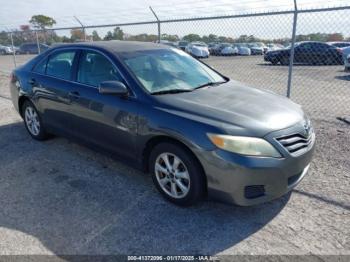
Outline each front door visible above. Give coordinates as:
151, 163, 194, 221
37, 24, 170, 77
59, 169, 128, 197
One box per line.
69, 50, 139, 158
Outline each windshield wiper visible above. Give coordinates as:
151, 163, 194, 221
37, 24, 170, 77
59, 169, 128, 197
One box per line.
194, 81, 226, 90
151, 89, 193, 95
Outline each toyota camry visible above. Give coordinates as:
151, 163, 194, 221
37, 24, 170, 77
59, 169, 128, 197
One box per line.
9, 41, 315, 206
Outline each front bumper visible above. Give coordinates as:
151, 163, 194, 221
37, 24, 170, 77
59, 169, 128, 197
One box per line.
195, 126, 315, 206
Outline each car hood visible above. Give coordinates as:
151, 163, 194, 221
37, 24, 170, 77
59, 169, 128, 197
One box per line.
153, 81, 305, 137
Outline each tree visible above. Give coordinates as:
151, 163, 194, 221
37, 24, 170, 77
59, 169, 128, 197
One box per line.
113, 27, 124, 40
29, 15, 56, 30
104, 31, 113, 41
327, 33, 344, 42
92, 30, 101, 41
161, 33, 179, 42
70, 29, 85, 42
182, 34, 201, 42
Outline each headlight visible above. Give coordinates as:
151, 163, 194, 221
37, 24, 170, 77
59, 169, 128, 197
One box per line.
207, 134, 281, 158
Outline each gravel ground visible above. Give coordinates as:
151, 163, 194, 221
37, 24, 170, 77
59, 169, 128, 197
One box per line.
0, 55, 349, 256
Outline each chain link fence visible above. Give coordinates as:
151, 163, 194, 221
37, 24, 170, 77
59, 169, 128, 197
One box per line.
1, 1, 349, 121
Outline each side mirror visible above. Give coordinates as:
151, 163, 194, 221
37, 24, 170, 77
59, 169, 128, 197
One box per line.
99, 81, 128, 96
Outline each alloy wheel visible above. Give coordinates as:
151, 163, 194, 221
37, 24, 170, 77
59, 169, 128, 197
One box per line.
24, 106, 40, 136
154, 152, 190, 199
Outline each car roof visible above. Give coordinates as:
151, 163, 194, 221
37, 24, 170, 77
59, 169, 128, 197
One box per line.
52, 40, 171, 54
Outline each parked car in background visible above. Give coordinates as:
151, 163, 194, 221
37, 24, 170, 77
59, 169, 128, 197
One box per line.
185, 42, 210, 58
343, 47, 350, 71
221, 44, 238, 56
264, 41, 343, 65
253, 42, 268, 53
327, 42, 350, 48
207, 42, 219, 54
19, 43, 49, 54
210, 43, 237, 56
266, 43, 284, 52
209, 43, 224, 55
12, 46, 20, 54
159, 40, 177, 48
10, 41, 315, 206
345, 54, 350, 71
233, 43, 251, 56
178, 40, 188, 51
248, 43, 264, 55
0, 45, 14, 55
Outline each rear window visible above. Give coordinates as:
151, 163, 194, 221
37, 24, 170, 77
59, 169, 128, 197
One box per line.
46, 51, 76, 80
33, 58, 47, 74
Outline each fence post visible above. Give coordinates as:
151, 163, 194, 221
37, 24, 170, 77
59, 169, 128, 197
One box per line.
74, 16, 87, 41
10, 32, 17, 68
35, 30, 41, 54
149, 6, 161, 42
287, 0, 298, 98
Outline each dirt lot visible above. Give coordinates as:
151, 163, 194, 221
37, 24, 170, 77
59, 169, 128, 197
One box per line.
0, 55, 349, 256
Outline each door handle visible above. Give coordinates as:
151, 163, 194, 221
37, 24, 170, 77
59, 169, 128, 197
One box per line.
68, 91, 80, 100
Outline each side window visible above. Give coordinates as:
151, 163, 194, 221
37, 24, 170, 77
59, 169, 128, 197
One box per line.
46, 51, 76, 80
33, 58, 47, 74
77, 51, 122, 87
299, 43, 310, 49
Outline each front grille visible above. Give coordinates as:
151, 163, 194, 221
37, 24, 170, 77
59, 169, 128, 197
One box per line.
276, 131, 314, 155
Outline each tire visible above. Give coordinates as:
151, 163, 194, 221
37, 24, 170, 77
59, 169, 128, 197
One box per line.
149, 142, 205, 206
22, 100, 49, 141
280, 56, 289, 65
0, 50, 5, 55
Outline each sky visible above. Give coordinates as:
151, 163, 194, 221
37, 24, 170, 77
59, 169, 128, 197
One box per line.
1, 0, 350, 39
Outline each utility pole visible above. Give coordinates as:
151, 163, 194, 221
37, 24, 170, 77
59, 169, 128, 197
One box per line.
74, 16, 87, 41
9, 31, 17, 68
149, 6, 161, 43
287, 0, 298, 98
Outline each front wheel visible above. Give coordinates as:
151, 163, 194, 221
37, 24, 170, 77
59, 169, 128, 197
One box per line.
22, 100, 49, 140
280, 56, 290, 65
149, 143, 205, 206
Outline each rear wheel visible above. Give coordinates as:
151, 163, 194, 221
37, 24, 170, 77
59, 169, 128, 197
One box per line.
280, 56, 290, 65
271, 59, 278, 65
22, 100, 49, 140
149, 142, 205, 206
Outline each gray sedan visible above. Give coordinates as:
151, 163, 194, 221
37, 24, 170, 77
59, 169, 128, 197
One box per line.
9, 41, 315, 206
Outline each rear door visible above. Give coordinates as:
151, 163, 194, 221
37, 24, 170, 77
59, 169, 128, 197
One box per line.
31, 49, 79, 134
294, 43, 312, 63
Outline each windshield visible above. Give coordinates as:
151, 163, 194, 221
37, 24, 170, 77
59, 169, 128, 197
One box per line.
121, 48, 226, 94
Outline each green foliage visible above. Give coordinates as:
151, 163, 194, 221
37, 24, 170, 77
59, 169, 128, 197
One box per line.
113, 27, 124, 40
125, 33, 158, 42
182, 34, 202, 42
29, 15, 56, 29
103, 31, 113, 41
92, 30, 101, 41
296, 32, 344, 42
161, 33, 179, 42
